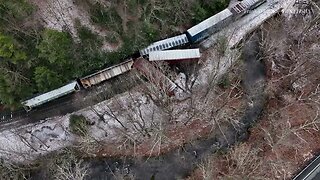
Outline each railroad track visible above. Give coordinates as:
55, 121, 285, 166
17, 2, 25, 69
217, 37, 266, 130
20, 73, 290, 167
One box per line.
0, 0, 278, 128
0, 72, 138, 128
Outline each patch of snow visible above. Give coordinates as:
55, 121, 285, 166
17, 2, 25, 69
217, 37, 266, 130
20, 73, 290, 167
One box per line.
0, 117, 75, 162
303, 151, 313, 161
310, 43, 320, 52
30, 0, 119, 51
195, 0, 282, 90
281, 0, 316, 20
202, 0, 282, 49
281, 0, 297, 18
0, 90, 166, 163
30, 0, 91, 36
194, 45, 240, 91
292, 77, 308, 91
174, 73, 191, 100
271, 60, 280, 73
81, 91, 165, 141
0, 0, 295, 164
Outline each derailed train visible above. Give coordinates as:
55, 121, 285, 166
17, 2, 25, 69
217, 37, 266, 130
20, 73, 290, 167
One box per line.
22, 0, 267, 111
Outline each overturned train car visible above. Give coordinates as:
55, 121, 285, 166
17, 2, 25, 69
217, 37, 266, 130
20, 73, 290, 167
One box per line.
149, 49, 201, 62
133, 58, 177, 95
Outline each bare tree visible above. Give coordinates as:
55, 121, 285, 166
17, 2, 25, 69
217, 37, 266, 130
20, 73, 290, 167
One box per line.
53, 149, 89, 180
0, 160, 33, 180
196, 143, 267, 180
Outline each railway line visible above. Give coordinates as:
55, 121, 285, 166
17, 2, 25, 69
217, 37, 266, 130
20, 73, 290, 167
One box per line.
0, 1, 317, 179
0, 72, 138, 129
0, 0, 272, 126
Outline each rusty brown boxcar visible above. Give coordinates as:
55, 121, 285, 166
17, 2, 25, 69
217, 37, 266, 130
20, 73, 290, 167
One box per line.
133, 58, 177, 95
80, 59, 134, 88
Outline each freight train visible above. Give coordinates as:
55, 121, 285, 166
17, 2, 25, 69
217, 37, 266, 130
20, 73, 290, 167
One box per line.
21, 0, 267, 111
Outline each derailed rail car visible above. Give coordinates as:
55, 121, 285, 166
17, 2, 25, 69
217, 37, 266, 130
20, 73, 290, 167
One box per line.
80, 59, 134, 88
149, 49, 201, 62
22, 81, 81, 111
19, 0, 270, 113
139, 34, 189, 56
133, 58, 177, 95
186, 9, 233, 43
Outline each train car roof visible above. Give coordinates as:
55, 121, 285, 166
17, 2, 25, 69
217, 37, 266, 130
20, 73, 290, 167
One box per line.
22, 81, 79, 109
139, 34, 189, 56
149, 49, 201, 61
187, 9, 233, 37
80, 59, 133, 80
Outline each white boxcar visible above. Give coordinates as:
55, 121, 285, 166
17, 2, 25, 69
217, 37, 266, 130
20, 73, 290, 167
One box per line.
186, 9, 233, 43
80, 59, 134, 88
139, 34, 189, 56
22, 81, 80, 111
149, 49, 201, 61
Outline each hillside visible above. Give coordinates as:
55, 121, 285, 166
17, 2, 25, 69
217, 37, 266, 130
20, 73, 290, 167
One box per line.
0, 0, 319, 180
0, 0, 229, 108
